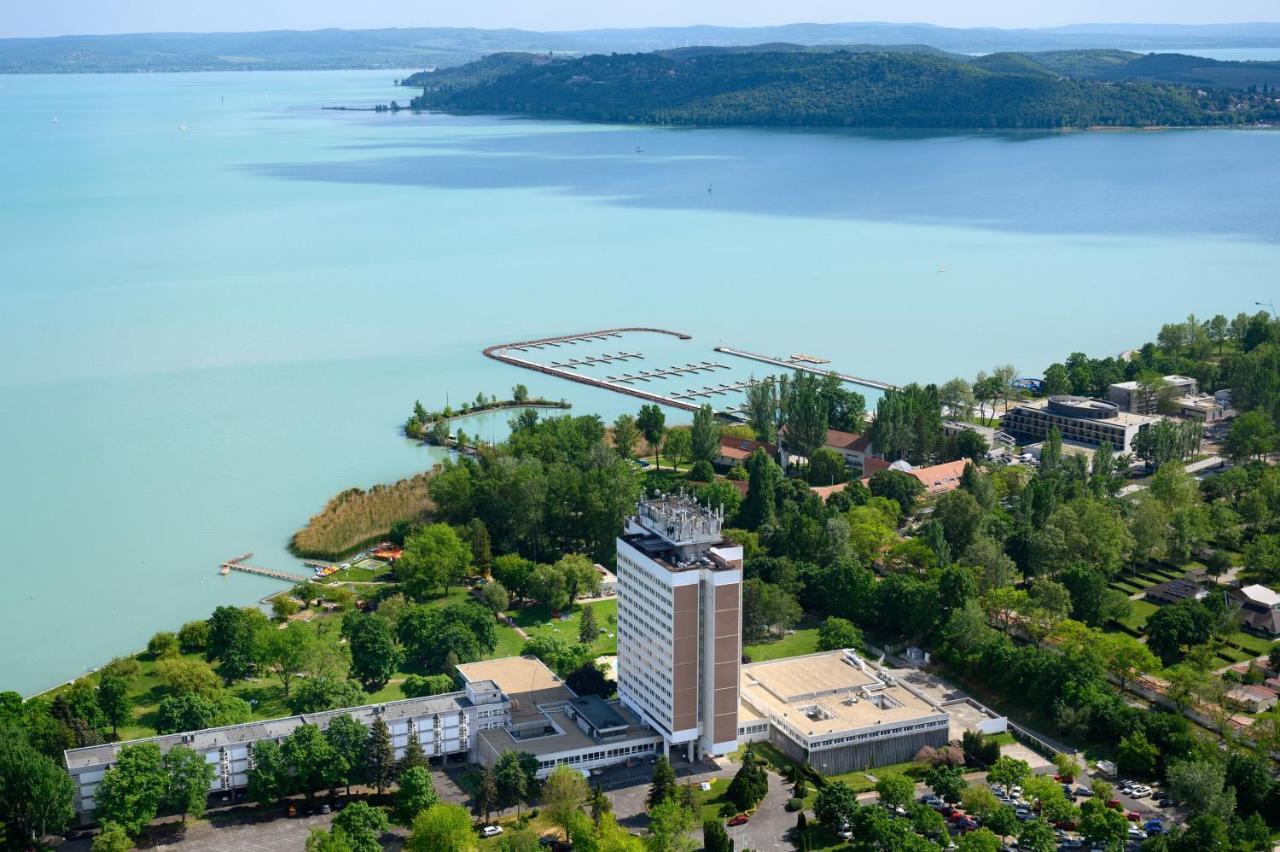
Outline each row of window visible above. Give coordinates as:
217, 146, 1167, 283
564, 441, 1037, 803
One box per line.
536, 741, 658, 770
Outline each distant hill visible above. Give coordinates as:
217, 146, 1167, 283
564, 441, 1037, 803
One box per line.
4, 21, 1280, 74
403, 48, 1280, 130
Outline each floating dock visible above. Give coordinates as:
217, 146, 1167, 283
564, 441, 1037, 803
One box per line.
219, 553, 312, 584
714, 346, 897, 392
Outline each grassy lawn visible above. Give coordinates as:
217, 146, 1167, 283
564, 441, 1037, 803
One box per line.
1226, 631, 1275, 657
509, 599, 619, 656
1112, 599, 1159, 633
326, 557, 392, 584
745, 629, 820, 662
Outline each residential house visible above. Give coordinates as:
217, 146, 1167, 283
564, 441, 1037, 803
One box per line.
715, 436, 777, 469
1232, 584, 1280, 636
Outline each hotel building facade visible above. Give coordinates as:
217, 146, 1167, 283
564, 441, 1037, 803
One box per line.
615, 495, 743, 761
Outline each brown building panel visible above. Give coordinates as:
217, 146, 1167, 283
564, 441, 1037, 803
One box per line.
672, 584, 700, 731
713, 660, 737, 689
714, 634, 738, 664
714, 710, 738, 743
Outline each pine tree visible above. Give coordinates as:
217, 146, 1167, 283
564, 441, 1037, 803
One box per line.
795, 812, 809, 851
399, 729, 427, 776
647, 755, 677, 810
366, 717, 395, 794
590, 784, 612, 825
579, 604, 598, 646
474, 768, 499, 822
703, 818, 734, 852
743, 448, 777, 529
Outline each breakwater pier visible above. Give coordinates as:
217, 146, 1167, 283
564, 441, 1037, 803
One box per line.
714, 346, 897, 392
219, 553, 311, 584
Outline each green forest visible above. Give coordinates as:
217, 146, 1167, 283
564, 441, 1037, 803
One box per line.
405, 48, 1280, 129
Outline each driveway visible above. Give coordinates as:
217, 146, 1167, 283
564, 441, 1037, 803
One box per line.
725, 770, 798, 851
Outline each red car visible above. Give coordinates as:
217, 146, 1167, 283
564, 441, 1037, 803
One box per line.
1127, 812, 1141, 822
1106, 800, 1122, 810
727, 814, 749, 827
948, 811, 969, 824
1055, 821, 1078, 831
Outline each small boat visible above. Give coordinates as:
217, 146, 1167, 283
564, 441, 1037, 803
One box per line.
178, 124, 189, 131
635, 146, 644, 153
52, 117, 59, 124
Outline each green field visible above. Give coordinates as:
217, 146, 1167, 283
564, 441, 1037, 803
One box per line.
509, 599, 619, 657
745, 629, 820, 662
1113, 599, 1160, 633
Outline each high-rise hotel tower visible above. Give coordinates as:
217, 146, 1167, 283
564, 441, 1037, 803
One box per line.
615, 494, 742, 760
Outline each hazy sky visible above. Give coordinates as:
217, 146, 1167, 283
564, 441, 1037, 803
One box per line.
4, 0, 1278, 39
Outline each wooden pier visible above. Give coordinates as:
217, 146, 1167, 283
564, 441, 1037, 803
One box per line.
219, 553, 312, 584
670, 378, 763, 400
607, 361, 729, 384
714, 346, 898, 392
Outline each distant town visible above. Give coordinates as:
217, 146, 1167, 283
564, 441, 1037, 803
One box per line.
4, 307, 1280, 852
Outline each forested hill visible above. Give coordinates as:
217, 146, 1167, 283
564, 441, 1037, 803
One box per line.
404, 49, 1280, 129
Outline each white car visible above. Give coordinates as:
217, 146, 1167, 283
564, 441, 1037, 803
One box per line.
481, 825, 504, 838
1128, 828, 1148, 841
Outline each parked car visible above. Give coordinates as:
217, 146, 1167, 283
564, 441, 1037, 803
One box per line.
727, 814, 749, 827
948, 811, 970, 824
481, 826, 504, 838
1126, 812, 1141, 822
1127, 827, 1148, 841
1105, 800, 1122, 810
1144, 819, 1165, 835
921, 794, 944, 807
1157, 798, 1176, 808
1075, 785, 1094, 797
320, 804, 331, 815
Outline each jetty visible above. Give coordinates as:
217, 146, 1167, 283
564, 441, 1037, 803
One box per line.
549, 351, 643, 369
219, 553, 311, 584
607, 361, 729, 384
714, 346, 897, 392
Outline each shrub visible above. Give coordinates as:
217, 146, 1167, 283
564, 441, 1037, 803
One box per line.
787, 797, 804, 811
146, 631, 179, 659
688, 460, 716, 482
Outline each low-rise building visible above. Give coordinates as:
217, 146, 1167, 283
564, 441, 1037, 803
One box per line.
1232, 584, 1280, 636
457, 656, 662, 779
64, 683, 505, 817
738, 649, 949, 774
593, 563, 617, 597
715, 436, 777, 469
822, 429, 872, 469
1108, 375, 1198, 414
859, 459, 968, 495
1000, 396, 1158, 453
1225, 685, 1278, 714
1145, 578, 1208, 606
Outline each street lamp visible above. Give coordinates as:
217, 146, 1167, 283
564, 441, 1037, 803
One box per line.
1256, 300, 1277, 316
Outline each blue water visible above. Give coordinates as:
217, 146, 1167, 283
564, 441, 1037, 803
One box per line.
1, 70, 1279, 695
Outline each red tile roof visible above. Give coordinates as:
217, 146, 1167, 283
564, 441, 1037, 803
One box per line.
717, 435, 777, 462
824, 429, 863, 451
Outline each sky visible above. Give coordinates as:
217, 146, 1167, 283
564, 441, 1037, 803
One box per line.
3, 0, 1278, 39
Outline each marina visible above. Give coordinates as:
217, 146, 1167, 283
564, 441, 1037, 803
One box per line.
715, 345, 899, 392
218, 553, 312, 585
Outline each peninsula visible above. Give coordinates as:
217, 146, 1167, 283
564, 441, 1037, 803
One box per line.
403, 47, 1280, 129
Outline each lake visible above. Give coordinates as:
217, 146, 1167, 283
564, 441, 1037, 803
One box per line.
1, 70, 1278, 696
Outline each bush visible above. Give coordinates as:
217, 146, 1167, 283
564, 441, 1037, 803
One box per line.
727, 465, 748, 481
688, 460, 716, 482
146, 631, 179, 659
177, 621, 209, 653
786, 797, 804, 811
402, 674, 455, 698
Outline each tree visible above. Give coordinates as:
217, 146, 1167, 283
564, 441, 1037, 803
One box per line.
726, 751, 768, 812
92, 823, 133, 852
395, 765, 439, 826
745, 377, 780, 443
645, 797, 697, 852
94, 742, 167, 836
579, 604, 599, 645
283, 723, 346, 799
1078, 799, 1128, 849
400, 730, 428, 775
817, 617, 863, 652
479, 581, 510, 614
347, 614, 403, 691
290, 676, 364, 715
703, 819, 733, 852
925, 764, 967, 804
1115, 731, 1158, 776
566, 661, 616, 698
1225, 411, 1277, 463
986, 755, 1030, 795
398, 524, 472, 600
97, 674, 132, 737
248, 739, 290, 805
956, 829, 1002, 852
407, 802, 476, 852
637, 404, 667, 469
612, 413, 640, 459
1010, 821, 1057, 852
1166, 758, 1234, 820
784, 372, 829, 462
0, 725, 76, 846
647, 754, 677, 809
495, 751, 535, 818
806, 448, 846, 486
159, 744, 216, 822
512, 384, 529, 403
874, 773, 915, 810
742, 448, 779, 529
332, 800, 389, 852
814, 781, 858, 831
155, 657, 222, 698
868, 470, 924, 515
940, 377, 976, 418
691, 404, 719, 464
1100, 633, 1159, 695
543, 764, 591, 836
260, 621, 314, 699
146, 631, 179, 659
366, 717, 396, 795
325, 714, 369, 795
205, 606, 262, 682
663, 429, 692, 470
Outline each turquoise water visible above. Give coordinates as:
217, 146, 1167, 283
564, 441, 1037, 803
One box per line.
2, 70, 1279, 695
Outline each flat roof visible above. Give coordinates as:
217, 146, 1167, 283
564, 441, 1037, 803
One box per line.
571, 694, 629, 732
1014, 397, 1159, 427
740, 650, 944, 739
65, 690, 472, 771
456, 656, 574, 723
478, 703, 658, 758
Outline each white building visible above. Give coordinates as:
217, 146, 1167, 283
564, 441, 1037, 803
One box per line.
615, 495, 743, 761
